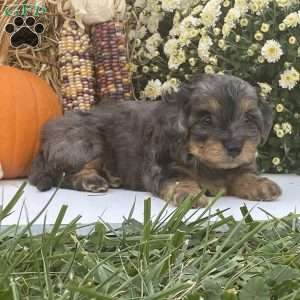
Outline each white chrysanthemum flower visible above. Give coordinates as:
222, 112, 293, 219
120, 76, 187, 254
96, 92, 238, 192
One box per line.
261, 23, 270, 32
200, 0, 222, 28
161, 0, 181, 12
134, 0, 146, 8
224, 8, 241, 26
179, 16, 200, 33
164, 39, 179, 57
204, 65, 215, 74
222, 1, 249, 38
129, 63, 138, 73
170, 24, 180, 36
136, 26, 147, 39
283, 12, 300, 28
276, 104, 284, 112
168, 49, 186, 69
147, 12, 162, 33
161, 78, 181, 93
272, 157, 281, 166
257, 82, 272, 96
222, 24, 231, 37
249, 0, 270, 14
276, 129, 285, 138
145, 0, 161, 12
289, 36, 297, 44
197, 35, 213, 62
169, 12, 181, 36
276, 0, 298, 8
139, 12, 147, 25
261, 40, 283, 63
173, 10, 181, 23
128, 30, 136, 41
169, 10, 181, 36
191, 5, 203, 15
209, 56, 218, 65
145, 33, 163, 53
179, 28, 199, 46
282, 122, 292, 134
143, 79, 162, 100
144, 50, 160, 59
279, 67, 300, 90
234, 0, 249, 14
178, 33, 190, 46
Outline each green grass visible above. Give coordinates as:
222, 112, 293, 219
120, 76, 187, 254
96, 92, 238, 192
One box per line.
1, 183, 300, 299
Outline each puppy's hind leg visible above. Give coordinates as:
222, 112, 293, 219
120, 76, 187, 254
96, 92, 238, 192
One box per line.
28, 152, 54, 191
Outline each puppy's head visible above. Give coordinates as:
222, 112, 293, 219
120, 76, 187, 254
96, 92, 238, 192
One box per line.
165, 74, 273, 169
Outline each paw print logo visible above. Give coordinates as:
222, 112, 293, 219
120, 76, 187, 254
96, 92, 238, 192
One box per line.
5, 16, 44, 48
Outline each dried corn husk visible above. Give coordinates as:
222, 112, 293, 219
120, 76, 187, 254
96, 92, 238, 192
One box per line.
58, 19, 96, 111
70, 0, 126, 25
91, 20, 132, 101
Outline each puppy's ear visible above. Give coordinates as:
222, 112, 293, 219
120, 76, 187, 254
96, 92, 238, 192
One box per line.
162, 73, 208, 106
259, 100, 273, 144
161, 85, 190, 139
161, 85, 190, 106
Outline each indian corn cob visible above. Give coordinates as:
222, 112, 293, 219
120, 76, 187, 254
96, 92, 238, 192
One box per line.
58, 20, 96, 112
91, 20, 132, 101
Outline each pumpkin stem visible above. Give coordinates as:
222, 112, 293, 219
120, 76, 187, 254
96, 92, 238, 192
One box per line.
0, 14, 10, 66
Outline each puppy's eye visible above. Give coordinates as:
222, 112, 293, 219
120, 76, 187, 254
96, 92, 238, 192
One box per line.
200, 114, 212, 126
244, 115, 251, 123
244, 113, 255, 124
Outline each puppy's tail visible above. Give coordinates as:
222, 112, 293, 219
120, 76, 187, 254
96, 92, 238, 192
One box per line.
28, 151, 54, 191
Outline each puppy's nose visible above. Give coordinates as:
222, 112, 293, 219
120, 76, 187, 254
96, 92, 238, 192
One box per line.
224, 142, 242, 157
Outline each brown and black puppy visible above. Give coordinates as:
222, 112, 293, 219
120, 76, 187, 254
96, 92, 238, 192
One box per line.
29, 74, 281, 207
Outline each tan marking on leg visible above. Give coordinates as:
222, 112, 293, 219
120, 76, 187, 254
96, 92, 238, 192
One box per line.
81, 159, 121, 188
159, 179, 210, 208
71, 168, 109, 192
103, 165, 121, 188
83, 159, 103, 170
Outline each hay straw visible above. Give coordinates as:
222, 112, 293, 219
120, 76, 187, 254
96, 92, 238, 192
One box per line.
0, 0, 134, 101
0, 1, 12, 65
0, 0, 74, 96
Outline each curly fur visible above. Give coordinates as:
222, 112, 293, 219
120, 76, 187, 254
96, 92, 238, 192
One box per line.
29, 74, 281, 205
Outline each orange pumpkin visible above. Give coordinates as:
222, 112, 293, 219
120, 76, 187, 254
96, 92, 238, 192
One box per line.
0, 66, 62, 179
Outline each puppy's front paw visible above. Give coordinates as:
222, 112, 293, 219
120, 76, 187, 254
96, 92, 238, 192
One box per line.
230, 174, 282, 201
81, 174, 109, 192
251, 177, 282, 201
72, 170, 109, 192
160, 179, 209, 208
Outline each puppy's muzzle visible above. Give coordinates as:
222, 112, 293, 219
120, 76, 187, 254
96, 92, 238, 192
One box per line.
223, 141, 243, 158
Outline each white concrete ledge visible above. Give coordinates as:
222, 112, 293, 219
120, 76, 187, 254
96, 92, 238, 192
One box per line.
0, 175, 299, 229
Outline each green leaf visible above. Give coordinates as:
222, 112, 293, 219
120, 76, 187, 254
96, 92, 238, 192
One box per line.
202, 278, 222, 300
222, 289, 238, 300
144, 282, 193, 300
239, 277, 270, 300
265, 265, 300, 286
0, 181, 26, 221
68, 285, 117, 300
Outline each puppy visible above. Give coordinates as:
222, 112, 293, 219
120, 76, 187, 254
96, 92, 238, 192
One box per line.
29, 74, 281, 207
